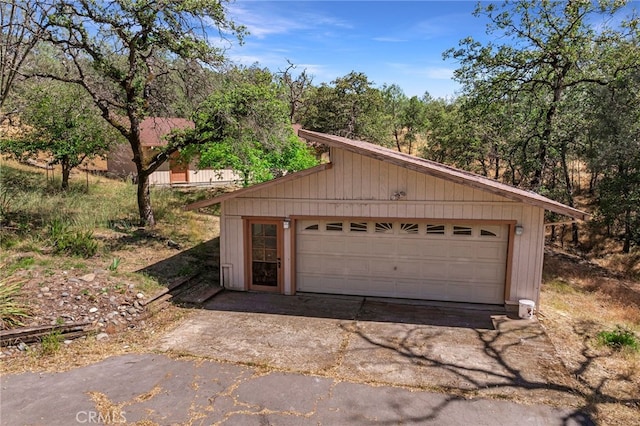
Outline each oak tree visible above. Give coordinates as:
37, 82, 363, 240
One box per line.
31, 0, 245, 226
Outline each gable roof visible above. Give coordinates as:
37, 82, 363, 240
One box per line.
185, 129, 588, 221
140, 117, 194, 147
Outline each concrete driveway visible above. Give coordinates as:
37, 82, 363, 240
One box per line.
1, 353, 592, 426
2, 291, 593, 425
157, 291, 582, 407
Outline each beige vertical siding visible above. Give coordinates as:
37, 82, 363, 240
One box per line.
149, 169, 241, 186
187, 169, 241, 185
220, 213, 245, 290
219, 148, 548, 304
150, 171, 171, 185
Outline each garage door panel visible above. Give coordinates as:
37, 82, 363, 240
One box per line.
369, 240, 397, 256
398, 242, 448, 258
296, 221, 508, 304
449, 245, 477, 261
420, 260, 449, 279
298, 275, 346, 294
297, 256, 323, 274
342, 238, 372, 254
323, 238, 352, 253
474, 264, 506, 282
393, 260, 424, 277
446, 262, 476, 280
369, 260, 399, 276
346, 258, 372, 274
473, 244, 508, 260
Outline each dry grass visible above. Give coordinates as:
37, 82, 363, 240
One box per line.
0, 303, 190, 375
540, 250, 640, 425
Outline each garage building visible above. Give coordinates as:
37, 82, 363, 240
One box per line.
186, 129, 588, 308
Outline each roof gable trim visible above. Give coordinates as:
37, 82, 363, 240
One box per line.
298, 129, 588, 221
184, 162, 333, 210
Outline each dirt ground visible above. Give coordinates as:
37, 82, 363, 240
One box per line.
539, 250, 640, 425
0, 216, 220, 356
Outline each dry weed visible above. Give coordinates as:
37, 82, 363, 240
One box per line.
0, 304, 188, 375
541, 250, 640, 425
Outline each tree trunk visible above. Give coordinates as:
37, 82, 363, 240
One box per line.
531, 75, 565, 189
136, 169, 155, 227
394, 129, 401, 152
560, 144, 579, 245
61, 157, 71, 190
623, 208, 631, 254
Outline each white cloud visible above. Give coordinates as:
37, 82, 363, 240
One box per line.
413, 13, 471, 39
225, 3, 352, 40
386, 62, 454, 80
373, 37, 407, 43
421, 66, 455, 80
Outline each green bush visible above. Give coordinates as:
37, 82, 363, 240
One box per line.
597, 326, 639, 351
40, 330, 62, 355
47, 218, 98, 258
108, 257, 121, 271
0, 278, 30, 329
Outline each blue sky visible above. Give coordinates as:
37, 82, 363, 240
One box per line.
223, 1, 490, 99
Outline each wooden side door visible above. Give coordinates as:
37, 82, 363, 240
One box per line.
169, 152, 189, 183
246, 219, 283, 292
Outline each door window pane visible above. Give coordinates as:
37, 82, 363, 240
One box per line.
453, 225, 472, 236
375, 222, 393, 233
252, 262, 277, 286
426, 224, 445, 234
326, 222, 343, 231
400, 223, 419, 234
350, 222, 368, 232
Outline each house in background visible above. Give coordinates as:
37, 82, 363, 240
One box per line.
186, 129, 588, 311
107, 117, 240, 186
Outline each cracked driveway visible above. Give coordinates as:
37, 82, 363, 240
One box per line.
1, 292, 595, 425
2, 353, 592, 425
157, 292, 585, 406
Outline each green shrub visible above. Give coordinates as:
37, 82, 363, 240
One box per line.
108, 257, 121, 271
40, 330, 62, 355
0, 278, 30, 329
47, 218, 98, 258
597, 326, 639, 351
56, 230, 98, 258
3, 256, 35, 275
0, 185, 14, 224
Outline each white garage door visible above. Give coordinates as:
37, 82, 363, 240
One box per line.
296, 220, 509, 304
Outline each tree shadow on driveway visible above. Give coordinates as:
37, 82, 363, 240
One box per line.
159, 290, 617, 425
343, 313, 637, 426
201, 290, 500, 329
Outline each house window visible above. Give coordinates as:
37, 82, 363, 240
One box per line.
400, 223, 419, 234
453, 225, 472, 236
304, 224, 319, 231
326, 222, 343, 231
375, 222, 393, 233
426, 224, 446, 235
350, 222, 368, 232
480, 228, 498, 237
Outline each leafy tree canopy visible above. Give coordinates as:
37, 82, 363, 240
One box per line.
26, 0, 245, 225
186, 67, 318, 186
0, 80, 119, 189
